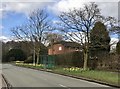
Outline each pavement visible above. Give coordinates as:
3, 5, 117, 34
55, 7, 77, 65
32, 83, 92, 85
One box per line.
2, 64, 112, 88
0, 75, 2, 88
0, 63, 7, 88
0, 64, 2, 88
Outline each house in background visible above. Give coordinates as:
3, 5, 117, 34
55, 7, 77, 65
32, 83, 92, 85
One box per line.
48, 41, 82, 55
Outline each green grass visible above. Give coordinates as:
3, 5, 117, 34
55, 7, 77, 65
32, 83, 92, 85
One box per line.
53, 67, 119, 86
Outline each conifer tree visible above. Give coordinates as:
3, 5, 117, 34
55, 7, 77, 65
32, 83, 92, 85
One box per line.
90, 21, 110, 58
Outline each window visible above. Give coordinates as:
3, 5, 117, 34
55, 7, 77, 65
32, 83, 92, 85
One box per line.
59, 47, 62, 51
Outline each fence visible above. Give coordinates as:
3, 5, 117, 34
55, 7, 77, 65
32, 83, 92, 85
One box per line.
40, 55, 55, 69
40, 51, 119, 71
40, 51, 84, 68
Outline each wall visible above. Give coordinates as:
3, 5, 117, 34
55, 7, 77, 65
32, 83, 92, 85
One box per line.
48, 44, 65, 55
48, 44, 80, 55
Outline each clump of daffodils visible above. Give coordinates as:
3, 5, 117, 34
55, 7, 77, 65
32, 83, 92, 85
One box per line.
63, 67, 82, 72
15, 62, 23, 65
15, 61, 23, 65
15, 62, 44, 68
36, 64, 44, 67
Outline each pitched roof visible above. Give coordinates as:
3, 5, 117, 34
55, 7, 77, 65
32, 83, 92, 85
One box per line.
49, 41, 81, 48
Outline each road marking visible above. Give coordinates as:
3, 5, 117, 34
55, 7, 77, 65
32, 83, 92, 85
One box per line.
59, 84, 71, 89
59, 84, 66, 87
60, 75, 109, 87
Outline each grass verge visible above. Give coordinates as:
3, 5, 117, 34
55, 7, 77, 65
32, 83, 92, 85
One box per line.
53, 67, 119, 86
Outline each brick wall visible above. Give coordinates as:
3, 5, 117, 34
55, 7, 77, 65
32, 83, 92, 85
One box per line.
48, 44, 79, 55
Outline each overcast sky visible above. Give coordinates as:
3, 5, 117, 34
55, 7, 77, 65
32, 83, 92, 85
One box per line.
0, 0, 119, 44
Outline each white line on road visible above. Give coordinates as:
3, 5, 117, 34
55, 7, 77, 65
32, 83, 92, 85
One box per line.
59, 74, 109, 87
59, 84, 66, 87
59, 84, 71, 89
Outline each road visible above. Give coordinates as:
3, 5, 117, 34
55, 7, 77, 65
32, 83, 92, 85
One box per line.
0, 75, 2, 88
0, 64, 3, 88
2, 64, 111, 88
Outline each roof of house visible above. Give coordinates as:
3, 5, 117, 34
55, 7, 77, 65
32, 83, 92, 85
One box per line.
48, 41, 81, 48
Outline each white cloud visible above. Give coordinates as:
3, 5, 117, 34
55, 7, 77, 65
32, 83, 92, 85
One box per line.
2, 0, 54, 3
2, 2, 39, 15
48, 0, 119, 18
48, 0, 85, 14
1, 0, 55, 18
0, 35, 21, 42
110, 37, 119, 44
52, 20, 61, 24
1, 0, 119, 18
110, 37, 119, 50
0, 36, 11, 42
98, 2, 118, 19
2, 0, 119, 3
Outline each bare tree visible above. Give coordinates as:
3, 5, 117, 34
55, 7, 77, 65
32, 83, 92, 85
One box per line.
12, 9, 51, 64
45, 32, 64, 54
45, 32, 64, 44
58, 2, 117, 70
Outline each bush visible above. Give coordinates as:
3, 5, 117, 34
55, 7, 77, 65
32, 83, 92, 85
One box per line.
91, 54, 120, 72
6, 48, 27, 61
55, 51, 84, 67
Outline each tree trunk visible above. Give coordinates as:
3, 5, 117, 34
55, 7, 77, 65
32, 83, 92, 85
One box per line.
83, 48, 88, 70
33, 48, 36, 65
33, 42, 36, 65
36, 52, 39, 64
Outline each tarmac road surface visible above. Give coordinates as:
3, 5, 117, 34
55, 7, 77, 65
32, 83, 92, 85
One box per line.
2, 64, 111, 88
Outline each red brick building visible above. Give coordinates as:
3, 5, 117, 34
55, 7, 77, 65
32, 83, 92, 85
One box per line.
48, 41, 82, 55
